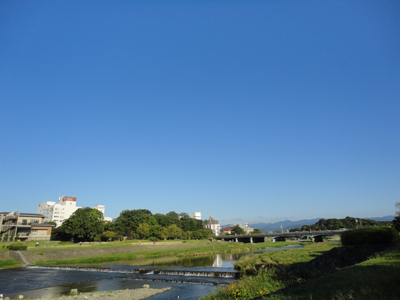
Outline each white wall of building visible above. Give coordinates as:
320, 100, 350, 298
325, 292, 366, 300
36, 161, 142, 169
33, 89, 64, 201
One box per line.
93, 205, 105, 215
37, 197, 82, 227
191, 211, 201, 220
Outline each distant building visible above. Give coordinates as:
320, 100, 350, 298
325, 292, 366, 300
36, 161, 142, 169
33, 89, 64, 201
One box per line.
206, 216, 221, 236
0, 211, 54, 241
93, 205, 105, 215
236, 222, 254, 234
94, 204, 112, 222
37, 196, 82, 227
220, 227, 233, 235
191, 212, 201, 220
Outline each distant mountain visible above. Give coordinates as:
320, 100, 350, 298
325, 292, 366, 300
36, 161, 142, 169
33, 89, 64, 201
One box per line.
365, 215, 395, 222
248, 218, 321, 233
242, 215, 395, 233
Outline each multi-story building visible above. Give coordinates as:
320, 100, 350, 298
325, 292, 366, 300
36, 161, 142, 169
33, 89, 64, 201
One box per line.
37, 196, 82, 227
93, 204, 112, 222
205, 216, 221, 236
0, 211, 54, 241
236, 222, 254, 234
220, 227, 233, 235
93, 204, 105, 215
191, 211, 201, 220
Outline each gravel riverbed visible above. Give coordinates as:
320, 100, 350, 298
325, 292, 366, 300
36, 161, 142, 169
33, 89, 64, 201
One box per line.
28, 287, 172, 300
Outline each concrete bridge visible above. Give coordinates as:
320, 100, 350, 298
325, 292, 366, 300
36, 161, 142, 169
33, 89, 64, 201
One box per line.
216, 230, 344, 243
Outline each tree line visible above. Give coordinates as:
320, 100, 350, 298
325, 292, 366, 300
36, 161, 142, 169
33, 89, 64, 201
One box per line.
288, 216, 392, 232
51, 208, 213, 242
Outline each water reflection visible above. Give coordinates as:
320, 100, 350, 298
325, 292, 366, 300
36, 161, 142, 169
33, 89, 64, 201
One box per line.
120, 245, 302, 271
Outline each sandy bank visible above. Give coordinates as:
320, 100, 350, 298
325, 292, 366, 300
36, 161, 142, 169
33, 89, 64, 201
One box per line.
30, 287, 172, 300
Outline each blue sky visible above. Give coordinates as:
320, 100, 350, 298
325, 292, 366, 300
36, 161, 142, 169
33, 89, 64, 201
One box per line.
1, 1, 399, 225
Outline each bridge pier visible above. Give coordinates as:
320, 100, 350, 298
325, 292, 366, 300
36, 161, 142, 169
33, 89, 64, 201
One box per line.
250, 237, 253, 244
235, 238, 238, 243
314, 236, 324, 243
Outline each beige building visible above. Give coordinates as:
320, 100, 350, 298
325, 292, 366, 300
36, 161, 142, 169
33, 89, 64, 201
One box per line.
0, 211, 54, 241
205, 216, 221, 236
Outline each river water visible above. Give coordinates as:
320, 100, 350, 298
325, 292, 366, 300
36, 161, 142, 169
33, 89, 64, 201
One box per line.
0, 245, 301, 299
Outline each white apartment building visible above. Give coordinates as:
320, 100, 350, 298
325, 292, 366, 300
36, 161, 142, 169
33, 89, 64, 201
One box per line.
37, 196, 82, 227
93, 205, 105, 215
206, 216, 221, 236
191, 211, 201, 220
93, 204, 112, 222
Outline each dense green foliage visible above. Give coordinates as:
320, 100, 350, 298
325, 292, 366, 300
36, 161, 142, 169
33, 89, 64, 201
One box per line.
341, 227, 399, 245
109, 209, 210, 240
393, 216, 400, 231
301, 216, 392, 231
233, 225, 245, 235
393, 202, 400, 231
54, 207, 104, 242
0, 258, 20, 268
6, 243, 28, 250
52, 208, 212, 242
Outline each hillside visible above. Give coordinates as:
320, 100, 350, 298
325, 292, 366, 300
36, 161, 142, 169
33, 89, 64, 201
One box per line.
245, 215, 395, 233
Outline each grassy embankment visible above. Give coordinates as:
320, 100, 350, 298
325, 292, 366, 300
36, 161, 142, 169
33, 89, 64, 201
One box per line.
0, 258, 21, 269
203, 241, 400, 300
1, 239, 190, 252
32, 240, 298, 266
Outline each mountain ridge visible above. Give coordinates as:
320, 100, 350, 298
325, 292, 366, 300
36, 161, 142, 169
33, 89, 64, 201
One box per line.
223, 215, 395, 233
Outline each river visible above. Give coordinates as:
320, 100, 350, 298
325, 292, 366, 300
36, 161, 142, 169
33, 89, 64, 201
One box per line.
0, 245, 301, 299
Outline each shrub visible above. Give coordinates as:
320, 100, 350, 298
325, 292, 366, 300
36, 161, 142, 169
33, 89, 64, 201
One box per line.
7, 243, 28, 251
341, 227, 399, 246
0, 258, 20, 268
94, 234, 102, 242
57, 241, 74, 245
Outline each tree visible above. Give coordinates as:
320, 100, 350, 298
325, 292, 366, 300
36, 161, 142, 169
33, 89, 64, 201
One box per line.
251, 228, 263, 234
101, 231, 116, 241
136, 223, 151, 239
149, 225, 164, 239
393, 202, 400, 231
164, 224, 182, 239
179, 212, 190, 219
166, 211, 179, 219
232, 225, 245, 235
58, 207, 104, 242
114, 209, 157, 235
126, 230, 135, 240
154, 213, 177, 227
180, 216, 199, 232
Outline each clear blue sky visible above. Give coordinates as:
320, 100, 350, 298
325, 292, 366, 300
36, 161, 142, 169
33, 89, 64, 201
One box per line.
1, 1, 399, 225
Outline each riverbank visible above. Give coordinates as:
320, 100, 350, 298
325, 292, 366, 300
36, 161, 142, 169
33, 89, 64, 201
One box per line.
25, 287, 172, 300
27, 241, 298, 266
202, 242, 400, 300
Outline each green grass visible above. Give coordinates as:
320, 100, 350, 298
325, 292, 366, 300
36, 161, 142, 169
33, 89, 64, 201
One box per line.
0, 258, 21, 268
203, 242, 341, 300
202, 242, 400, 300
34, 241, 298, 266
270, 243, 400, 300
2, 239, 187, 252
234, 242, 340, 275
